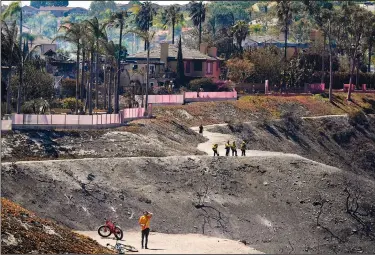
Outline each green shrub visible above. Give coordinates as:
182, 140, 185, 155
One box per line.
62, 97, 83, 112
61, 78, 76, 98
188, 78, 216, 91
21, 99, 50, 114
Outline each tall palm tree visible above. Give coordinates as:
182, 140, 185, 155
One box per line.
1, 21, 20, 114
110, 10, 128, 113
161, 5, 184, 44
135, 1, 156, 50
276, 0, 293, 62
54, 22, 83, 114
365, 14, 375, 73
128, 29, 156, 114
84, 17, 108, 110
103, 40, 117, 113
231, 20, 249, 52
22, 32, 36, 48
1, 1, 24, 113
276, 0, 293, 86
189, 1, 206, 49
304, 0, 335, 102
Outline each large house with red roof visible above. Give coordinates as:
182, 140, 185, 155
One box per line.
123, 42, 224, 89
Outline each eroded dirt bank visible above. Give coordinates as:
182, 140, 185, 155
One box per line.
2, 156, 374, 254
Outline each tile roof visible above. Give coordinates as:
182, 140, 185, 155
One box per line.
39, 6, 87, 11
127, 44, 217, 61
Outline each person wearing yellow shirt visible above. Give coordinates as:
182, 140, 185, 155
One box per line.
240, 141, 246, 156
139, 211, 153, 249
225, 141, 231, 156
231, 141, 238, 156
212, 143, 219, 156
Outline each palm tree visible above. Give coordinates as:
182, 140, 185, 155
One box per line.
231, 20, 249, 52
54, 22, 83, 114
276, 0, 293, 86
1, 21, 20, 114
103, 40, 117, 113
304, 0, 335, 102
22, 32, 36, 48
128, 29, 156, 114
110, 10, 128, 113
135, 1, 156, 50
189, 1, 206, 49
84, 17, 108, 110
276, 0, 293, 62
161, 5, 184, 44
365, 14, 375, 73
1, 1, 24, 113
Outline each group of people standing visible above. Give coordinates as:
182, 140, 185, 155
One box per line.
212, 140, 246, 157
199, 124, 247, 157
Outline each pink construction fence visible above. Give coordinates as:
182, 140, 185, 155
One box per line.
184, 91, 237, 101
4, 106, 152, 131
1, 120, 12, 131
136, 91, 238, 105
139, 95, 185, 105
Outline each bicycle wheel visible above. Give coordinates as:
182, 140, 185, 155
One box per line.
98, 226, 111, 237
114, 226, 123, 240
124, 245, 138, 252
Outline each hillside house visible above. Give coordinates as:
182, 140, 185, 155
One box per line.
21, 5, 39, 17
38, 6, 88, 17
123, 42, 223, 89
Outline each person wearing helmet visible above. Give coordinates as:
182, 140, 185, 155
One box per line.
240, 140, 246, 156
225, 141, 231, 156
231, 141, 237, 156
212, 143, 219, 156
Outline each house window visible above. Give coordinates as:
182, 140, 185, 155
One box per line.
206, 62, 213, 74
217, 61, 220, 71
150, 82, 154, 87
186, 61, 191, 73
193, 61, 202, 71
149, 64, 155, 74
133, 64, 138, 70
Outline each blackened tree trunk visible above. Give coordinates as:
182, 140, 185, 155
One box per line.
348, 56, 356, 101
369, 39, 373, 73
104, 57, 107, 109
6, 66, 12, 114
321, 33, 326, 84
115, 21, 123, 113
95, 40, 99, 109
108, 65, 113, 113
17, 9, 23, 113
89, 51, 94, 115
81, 49, 86, 101
145, 41, 150, 114
75, 46, 80, 114
172, 19, 175, 44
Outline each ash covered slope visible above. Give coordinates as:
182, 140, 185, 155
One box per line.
1, 198, 114, 254
2, 156, 374, 254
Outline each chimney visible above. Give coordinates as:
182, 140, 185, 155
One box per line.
160, 42, 169, 67
200, 43, 208, 55
207, 47, 217, 57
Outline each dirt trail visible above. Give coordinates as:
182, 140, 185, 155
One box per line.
192, 124, 316, 158
76, 231, 263, 254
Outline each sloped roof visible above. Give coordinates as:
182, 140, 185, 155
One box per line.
39, 6, 87, 11
22, 5, 39, 11
127, 44, 217, 61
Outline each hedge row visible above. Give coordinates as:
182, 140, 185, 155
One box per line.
311, 72, 375, 90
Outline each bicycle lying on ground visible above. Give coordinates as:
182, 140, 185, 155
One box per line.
97, 218, 123, 240
107, 239, 138, 254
